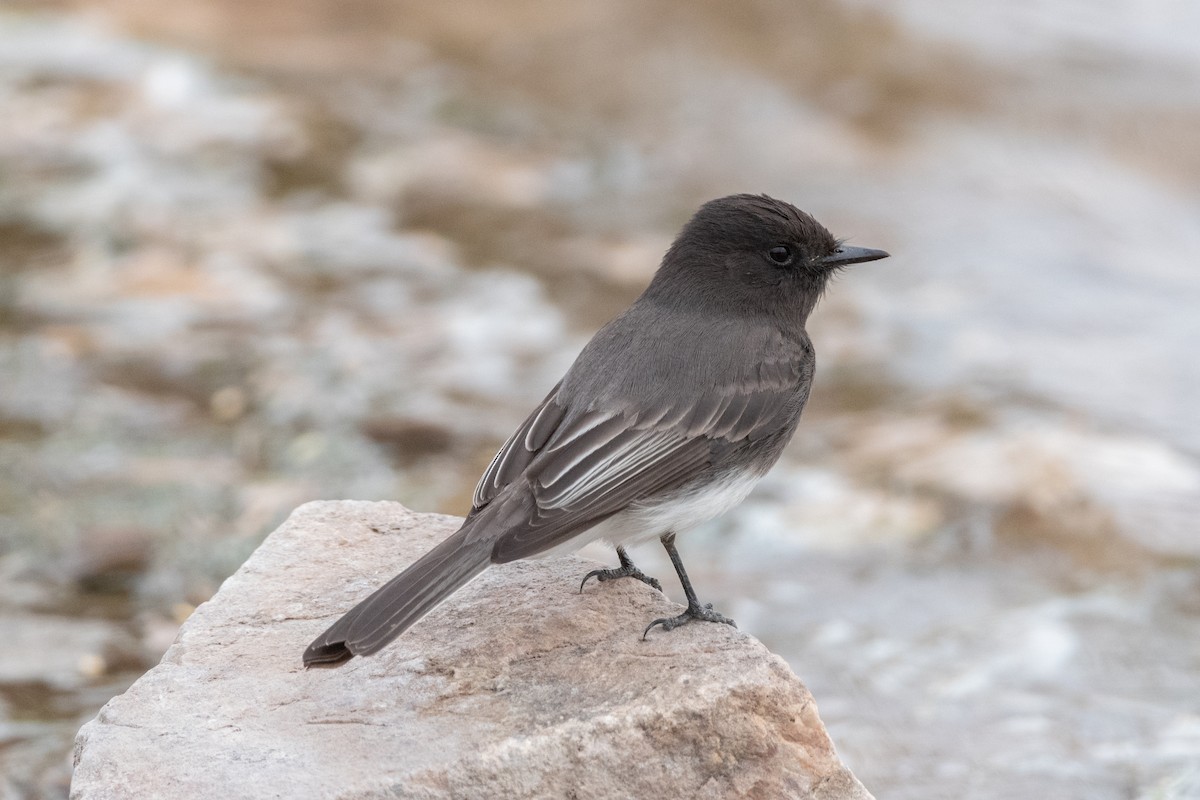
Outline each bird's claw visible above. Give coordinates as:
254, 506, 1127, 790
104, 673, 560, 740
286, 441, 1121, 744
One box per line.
579, 565, 663, 594
643, 602, 736, 639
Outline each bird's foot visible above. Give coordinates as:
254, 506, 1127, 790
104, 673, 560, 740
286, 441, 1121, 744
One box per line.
579, 554, 663, 594
643, 602, 735, 639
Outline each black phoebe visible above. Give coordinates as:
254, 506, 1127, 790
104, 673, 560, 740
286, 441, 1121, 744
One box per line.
304, 194, 888, 667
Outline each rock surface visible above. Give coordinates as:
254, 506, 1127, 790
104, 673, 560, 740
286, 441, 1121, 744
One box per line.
71, 500, 870, 800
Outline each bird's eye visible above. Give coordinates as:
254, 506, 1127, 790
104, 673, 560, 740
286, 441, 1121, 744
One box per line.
767, 245, 793, 265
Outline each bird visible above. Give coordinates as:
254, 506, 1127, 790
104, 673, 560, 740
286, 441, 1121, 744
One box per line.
304, 193, 888, 667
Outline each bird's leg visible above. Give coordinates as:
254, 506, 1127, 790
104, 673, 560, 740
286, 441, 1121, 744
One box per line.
643, 532, 735, 638
579, 545, 663, 593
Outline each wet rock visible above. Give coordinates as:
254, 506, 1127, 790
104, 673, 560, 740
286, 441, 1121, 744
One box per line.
64, 525, 155, 591
1, 613, 139, 689
360, 415, 455, 465
71, 501, 871, 800
844, 413, 1200, 560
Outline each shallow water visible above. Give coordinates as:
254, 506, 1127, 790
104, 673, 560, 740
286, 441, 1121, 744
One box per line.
1, 3, 1198, 797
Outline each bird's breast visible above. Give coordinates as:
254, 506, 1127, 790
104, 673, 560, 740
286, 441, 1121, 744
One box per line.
577, 468, 764, 551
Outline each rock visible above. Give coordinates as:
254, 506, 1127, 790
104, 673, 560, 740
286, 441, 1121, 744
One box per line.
71, 500, 871, 800
1, 612, 139, 689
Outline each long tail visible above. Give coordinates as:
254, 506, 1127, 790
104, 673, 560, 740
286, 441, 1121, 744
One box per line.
303, 523, 492, 667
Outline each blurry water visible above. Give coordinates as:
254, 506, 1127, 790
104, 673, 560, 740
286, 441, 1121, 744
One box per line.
1, 2, 1198, 798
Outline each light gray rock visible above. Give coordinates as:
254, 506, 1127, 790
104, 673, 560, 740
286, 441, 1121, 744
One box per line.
1, 612, 138, 689
71, 500, 871, 800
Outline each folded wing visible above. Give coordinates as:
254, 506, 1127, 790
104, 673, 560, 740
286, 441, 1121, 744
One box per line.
475, 354, 810, 562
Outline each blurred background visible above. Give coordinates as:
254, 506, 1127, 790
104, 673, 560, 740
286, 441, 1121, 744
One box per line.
1, 1, 1198, 797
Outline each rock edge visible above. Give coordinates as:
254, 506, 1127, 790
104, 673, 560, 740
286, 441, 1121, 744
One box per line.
71, 500, 871, 800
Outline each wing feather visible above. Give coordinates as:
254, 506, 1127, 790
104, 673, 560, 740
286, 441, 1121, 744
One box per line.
471, 383, 565, 509
492, 433, 713, 562
476, 342, 813, 563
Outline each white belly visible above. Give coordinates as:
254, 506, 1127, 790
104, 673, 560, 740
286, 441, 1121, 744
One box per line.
533, 470, 762, 558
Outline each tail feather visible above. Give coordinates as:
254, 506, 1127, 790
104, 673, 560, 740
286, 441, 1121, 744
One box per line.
303, 524, 491, 667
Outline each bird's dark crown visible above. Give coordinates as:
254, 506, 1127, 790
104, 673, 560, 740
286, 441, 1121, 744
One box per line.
644, 194, 846, 324
659, 194, 843, 281
681, 194, 839, 263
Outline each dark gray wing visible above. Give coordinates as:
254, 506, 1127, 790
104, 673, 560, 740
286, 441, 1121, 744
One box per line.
481, 352, 812, 563
472, 383, 565, 510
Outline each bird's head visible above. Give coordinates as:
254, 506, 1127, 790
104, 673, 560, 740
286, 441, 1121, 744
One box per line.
647, 194, 888, 325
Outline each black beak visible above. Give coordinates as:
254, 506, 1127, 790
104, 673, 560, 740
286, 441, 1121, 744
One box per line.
821, 245, 890, 267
